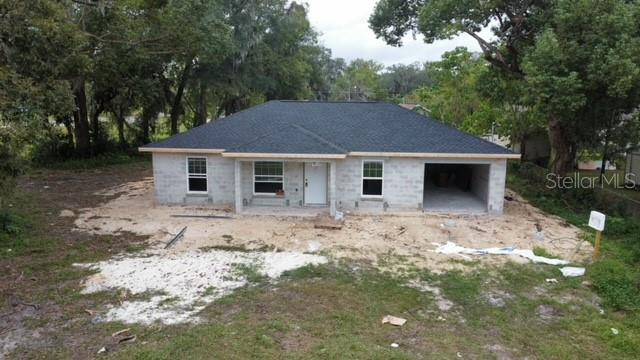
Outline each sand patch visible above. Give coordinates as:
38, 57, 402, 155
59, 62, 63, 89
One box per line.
74, 179, 591, 271
75, 249, 326, 325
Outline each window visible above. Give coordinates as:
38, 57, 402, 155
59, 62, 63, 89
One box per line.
254, 161, 283, 194
187, 157, 207, 193
362, 160, 383, 196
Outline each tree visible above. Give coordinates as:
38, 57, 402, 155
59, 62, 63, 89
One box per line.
413, 48, 503, 136
307, 47, 346, 100
380, 62, 431, 101
370, 0, 640, 175
331, 59, 384, 101
521, 0, 640, 174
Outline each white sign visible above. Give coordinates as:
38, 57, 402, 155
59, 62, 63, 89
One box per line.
588, 211, 606, 231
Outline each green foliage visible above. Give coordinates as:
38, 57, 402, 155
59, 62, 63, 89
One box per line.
42, 153, 148, 171
331, 59, 385, 101
590, 259, 640, 311
371, 0, 640, 174
532, 246, 557, 259
508, 161, 640, 316
413, 47, 498, 135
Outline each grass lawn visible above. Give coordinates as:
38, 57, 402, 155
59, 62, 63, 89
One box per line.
1, 161, 639, 359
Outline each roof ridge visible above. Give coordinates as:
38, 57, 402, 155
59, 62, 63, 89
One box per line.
277, 100, 379, 104
290, 123, 347, 153
390, 103, 512, 152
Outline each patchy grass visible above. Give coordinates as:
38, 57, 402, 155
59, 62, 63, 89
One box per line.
108, 262, 640, 359
233, 263, 267, 283
533, 246, 559, 259
2, 161, 639, 359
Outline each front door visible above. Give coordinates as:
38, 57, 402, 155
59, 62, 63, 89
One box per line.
304, 162, 327, 205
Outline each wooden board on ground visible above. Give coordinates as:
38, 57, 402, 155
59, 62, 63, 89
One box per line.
313, 216, 344, 230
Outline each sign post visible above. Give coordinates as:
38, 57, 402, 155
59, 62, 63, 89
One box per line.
588, 211, 606, 260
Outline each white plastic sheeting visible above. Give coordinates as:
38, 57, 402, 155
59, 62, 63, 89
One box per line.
433, 242, 569, 265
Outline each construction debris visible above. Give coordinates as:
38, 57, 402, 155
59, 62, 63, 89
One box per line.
171, 214, 231, 219
118, 335, 136, 344
59, 209, 75, 217
560, 267, 585, 277
313, 216, 343, 230
307, 241, 322, 253
381, 315, 407, 326
165, 226, 187, 249
433, 242, 569, 265
111, 328, 131, 338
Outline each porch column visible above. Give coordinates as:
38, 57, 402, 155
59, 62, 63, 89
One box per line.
234, 159, 242, 213
329, 160, 337, 216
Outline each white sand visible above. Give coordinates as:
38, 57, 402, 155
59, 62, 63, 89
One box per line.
75, 249, 326, 325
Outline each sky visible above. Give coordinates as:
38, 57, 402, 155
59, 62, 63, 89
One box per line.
304, 0, 487, 66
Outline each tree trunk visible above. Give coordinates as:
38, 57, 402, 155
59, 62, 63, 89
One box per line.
195, 79, 208, 126
140, 107, 156, 145
170, 59, 193, 134
90, 103, 103, 150
61, 116, 75, 149
71, 78, 91, 156
223, 97, 245, 116
116, 107, 126, 150
548, 116, 574, 175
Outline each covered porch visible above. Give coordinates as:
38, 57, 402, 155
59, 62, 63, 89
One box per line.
228, 155, 340, 216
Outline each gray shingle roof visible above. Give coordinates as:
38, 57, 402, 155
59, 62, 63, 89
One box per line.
142, 101, 514, 155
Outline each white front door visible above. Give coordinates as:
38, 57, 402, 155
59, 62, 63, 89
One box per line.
304, 162, 327, 205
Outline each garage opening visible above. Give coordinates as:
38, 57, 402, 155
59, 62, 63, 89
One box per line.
423, 163, 489, 213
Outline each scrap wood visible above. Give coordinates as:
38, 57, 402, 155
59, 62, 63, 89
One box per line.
314, 216, 343, 230
118, 335, 136, 344
112, 328, 131, 337
381, 315, 407, 326
165, 226, 187, 249
171, 214, 231, 219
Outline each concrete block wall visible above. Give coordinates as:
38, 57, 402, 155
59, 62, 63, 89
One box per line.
470, 164, 490, 204
239, 160, 303, 207
152, 153, 235, 205
335, 157, 424, 212
151, 153, 508, 215
152, 153, 187, 204
487, 159, 507, 214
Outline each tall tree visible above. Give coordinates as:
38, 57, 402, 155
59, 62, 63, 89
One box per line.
370, 0, 640, 175
331, 59, 384, 101
380, 62, 431, 101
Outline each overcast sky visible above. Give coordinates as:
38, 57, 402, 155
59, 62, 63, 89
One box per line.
305, 0, 486, 66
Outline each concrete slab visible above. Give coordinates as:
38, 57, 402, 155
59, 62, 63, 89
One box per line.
423, 182, 487, 214
241, 205, 329, 217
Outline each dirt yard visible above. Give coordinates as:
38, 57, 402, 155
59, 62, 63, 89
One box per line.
74, 177, 591, 271
5, 162, 635, 360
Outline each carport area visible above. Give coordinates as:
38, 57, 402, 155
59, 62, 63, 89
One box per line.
423, 163, 489, 213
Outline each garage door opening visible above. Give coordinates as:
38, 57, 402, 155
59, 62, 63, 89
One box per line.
423, 163, 489, 213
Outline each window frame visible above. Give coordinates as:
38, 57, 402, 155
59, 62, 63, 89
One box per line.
186, 156, 208, 194
361, 159, 384, 198
253, 161, 284, 196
